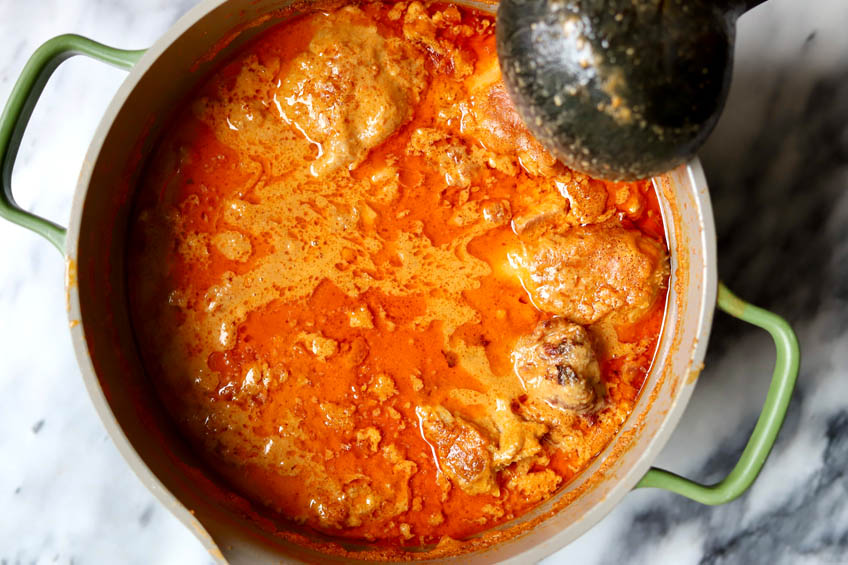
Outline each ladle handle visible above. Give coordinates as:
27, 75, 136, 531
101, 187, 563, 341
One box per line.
0, 34, 145, 253
636, 282, 800, 504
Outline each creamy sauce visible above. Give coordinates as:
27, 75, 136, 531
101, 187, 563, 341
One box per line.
127, 1, 668, 547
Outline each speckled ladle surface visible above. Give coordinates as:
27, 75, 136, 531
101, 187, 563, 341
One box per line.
496, 0, 765, 180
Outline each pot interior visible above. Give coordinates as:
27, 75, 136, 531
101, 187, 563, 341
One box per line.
66, 0, 717, 561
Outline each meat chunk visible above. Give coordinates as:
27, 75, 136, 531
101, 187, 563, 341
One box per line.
554, 174, 610, 225
276, 8, 427, 176
511, 224, 668, 324
400, 2, 475, 78
511, 172, 612, 238
464, 57, 559, 177
512, 317, 603, 414
194, 54, 310, 178
416, 405, 498, 496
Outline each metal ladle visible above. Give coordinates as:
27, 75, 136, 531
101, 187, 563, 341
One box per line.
496, 0, 764, 180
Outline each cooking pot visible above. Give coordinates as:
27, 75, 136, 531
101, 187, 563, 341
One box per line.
0, 0, 800, 562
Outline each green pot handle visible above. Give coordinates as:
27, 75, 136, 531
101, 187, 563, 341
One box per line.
0, 34, 145, 253
636, 281, 800, 504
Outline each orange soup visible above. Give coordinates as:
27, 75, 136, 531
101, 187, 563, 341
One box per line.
127, 0, 668, 550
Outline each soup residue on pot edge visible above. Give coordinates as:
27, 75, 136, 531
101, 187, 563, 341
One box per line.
127, 0, 669, 549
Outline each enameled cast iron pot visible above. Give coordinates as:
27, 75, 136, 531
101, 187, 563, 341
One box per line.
0, 1, 800, 562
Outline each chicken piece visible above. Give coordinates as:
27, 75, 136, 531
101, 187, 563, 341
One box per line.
511, 224, 668, 324
193, 55, 310, 178
487, 397, 546, 466
512, 317, 603, 414
401, 2, 475, 78
555, 174, 611, 225
463, 57, 559, 176
512, 170, 612, 238
276, 8, 427, 176
510, 183, 569, 238
416, 405, 498, 496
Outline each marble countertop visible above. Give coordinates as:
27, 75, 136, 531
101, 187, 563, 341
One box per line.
1, 0, 846, 563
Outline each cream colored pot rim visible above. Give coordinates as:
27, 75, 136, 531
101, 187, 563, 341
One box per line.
63, 0, 717, 561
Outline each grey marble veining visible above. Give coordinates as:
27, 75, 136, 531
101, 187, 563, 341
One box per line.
1, 0, 846, 564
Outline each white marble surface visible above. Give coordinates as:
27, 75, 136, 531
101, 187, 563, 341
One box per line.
1, 1, 846, 563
